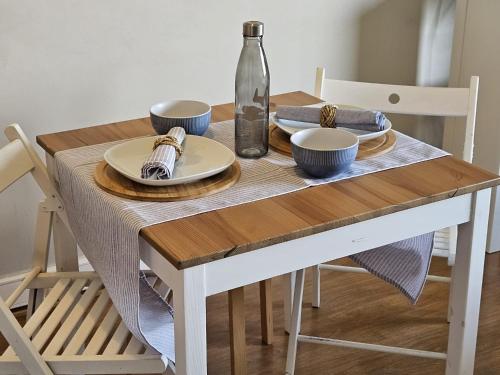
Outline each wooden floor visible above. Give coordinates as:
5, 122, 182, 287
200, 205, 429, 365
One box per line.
2, 253, 500, 374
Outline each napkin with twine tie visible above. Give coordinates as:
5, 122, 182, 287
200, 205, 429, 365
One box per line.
277, 105, 386, 132
141, 127, 186, 179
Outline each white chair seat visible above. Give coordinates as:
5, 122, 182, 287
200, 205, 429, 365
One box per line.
0, 271, 168, 374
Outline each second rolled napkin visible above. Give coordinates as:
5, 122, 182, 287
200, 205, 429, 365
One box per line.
277, 105, 386, 132
141, 127, 186, 180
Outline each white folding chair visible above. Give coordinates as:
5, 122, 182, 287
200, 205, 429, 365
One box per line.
311, 67, 479, 309
285, 69, 479, 374
0, 124, 172, 374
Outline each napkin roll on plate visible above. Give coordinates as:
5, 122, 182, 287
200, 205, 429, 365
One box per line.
276, 105, 386, 132
141, 127, 186, 180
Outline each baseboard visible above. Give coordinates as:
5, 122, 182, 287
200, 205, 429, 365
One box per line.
0, 256, 93, 308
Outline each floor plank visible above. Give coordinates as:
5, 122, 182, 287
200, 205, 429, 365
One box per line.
2, 253, 499, 374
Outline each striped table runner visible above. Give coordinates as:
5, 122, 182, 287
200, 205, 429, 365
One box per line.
54, 119, 448, 359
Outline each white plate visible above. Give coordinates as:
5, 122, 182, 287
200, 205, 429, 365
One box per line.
104, 135, 235, 186
271, 104, 392, 143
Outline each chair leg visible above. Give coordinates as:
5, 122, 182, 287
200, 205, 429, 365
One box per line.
283, 271, 296, 334
229, 287, 247, 375
312, 265, 320, 308
27, 205, 53, 319
285, 269, 306, 375
26, 289, 44, 319
259, 279, 273, 345
448, 225, 458, 266
447, 265, 455, 323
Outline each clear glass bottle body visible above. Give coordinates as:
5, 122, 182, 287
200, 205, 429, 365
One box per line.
235, 36, 270, 158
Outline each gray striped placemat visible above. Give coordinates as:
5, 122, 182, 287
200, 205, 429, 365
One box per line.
54, 119, 449, 359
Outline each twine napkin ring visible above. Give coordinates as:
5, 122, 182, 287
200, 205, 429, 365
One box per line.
320, 104, 338, 128
153, 136, 183, 160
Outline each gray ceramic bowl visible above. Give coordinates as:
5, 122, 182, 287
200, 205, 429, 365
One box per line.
291, 128, 359, 178
150, 100, 211, 136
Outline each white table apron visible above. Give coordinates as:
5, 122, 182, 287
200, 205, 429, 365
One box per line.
139, 188, 491, 375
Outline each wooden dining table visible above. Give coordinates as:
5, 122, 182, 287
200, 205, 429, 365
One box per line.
37, 91, 500, 375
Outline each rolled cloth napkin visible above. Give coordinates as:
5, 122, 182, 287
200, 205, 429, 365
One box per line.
276, 105, 386, 132
141, 127, 186, 179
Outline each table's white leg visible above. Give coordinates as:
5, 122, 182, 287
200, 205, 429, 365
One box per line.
285, 269, 305, 375
173, 265, 207, 375
283, 271, 296, 334
446, 189, 491, 375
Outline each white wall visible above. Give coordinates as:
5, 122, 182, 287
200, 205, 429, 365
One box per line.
0, 0, 424, 278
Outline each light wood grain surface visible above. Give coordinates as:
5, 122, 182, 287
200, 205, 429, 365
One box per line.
36, 91, 500, 270
94, 160, 241, 202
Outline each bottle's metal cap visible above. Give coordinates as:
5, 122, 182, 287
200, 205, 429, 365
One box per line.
243, 21, 264, 37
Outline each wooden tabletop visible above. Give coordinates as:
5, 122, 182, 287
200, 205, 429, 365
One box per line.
37, 91, 500, 270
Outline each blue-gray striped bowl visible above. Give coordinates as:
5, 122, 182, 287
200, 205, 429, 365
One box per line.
150, 100, 211, 136
291, 128, 359, 178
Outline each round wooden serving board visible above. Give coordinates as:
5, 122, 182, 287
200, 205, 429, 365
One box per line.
269, 124, 397, 160
94, 160, 241, 202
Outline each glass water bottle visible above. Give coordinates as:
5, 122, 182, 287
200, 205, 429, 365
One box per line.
235, 21, 270, 158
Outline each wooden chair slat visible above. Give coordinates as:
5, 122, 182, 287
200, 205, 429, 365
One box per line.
0, 357, 26, 375
32, 279, 87, 351
124, 336, 145, 355
3, 279, 71, 356
46, 354, 167, 374
103, 321, 130, 355
320, 77, 470, 117
144, 346, 159, 355
153, 279, 172, 300
29, 272, 100, 289
5, 267, 42, 308
44, 279, 103, 355
0, 354, 167, 374
83, 305, 120, 355
62, 290, 110, 355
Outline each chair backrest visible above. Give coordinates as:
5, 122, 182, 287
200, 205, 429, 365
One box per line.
314, 67, 479, 162
0, 138, 34, 193
0, 124, 66, 269
1, 124, 61, 200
